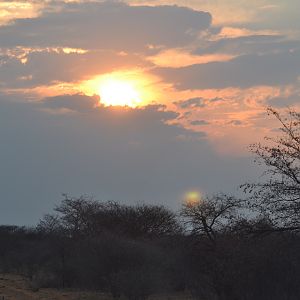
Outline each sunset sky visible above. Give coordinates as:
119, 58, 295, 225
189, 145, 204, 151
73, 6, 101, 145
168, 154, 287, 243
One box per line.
1, 0, 299, 224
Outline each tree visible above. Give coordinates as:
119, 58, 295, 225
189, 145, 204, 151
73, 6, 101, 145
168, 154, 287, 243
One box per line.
93, 202, 181, 238
54, 194, 101, 238
37, 195, 181, 240
37, 214, 63, 236
181, 194, 242, 243
243, 107, 300, 231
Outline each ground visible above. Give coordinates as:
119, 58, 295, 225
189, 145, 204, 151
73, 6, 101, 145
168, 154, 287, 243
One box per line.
0, 274, 192, 300
0, 273, 108, 299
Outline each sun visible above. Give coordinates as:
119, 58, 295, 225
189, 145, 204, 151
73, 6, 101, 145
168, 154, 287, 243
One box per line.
79, 70, 160, 108
98, 78, 141, 107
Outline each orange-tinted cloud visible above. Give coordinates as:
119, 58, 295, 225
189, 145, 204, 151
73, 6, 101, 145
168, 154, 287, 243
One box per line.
0, 1, 42, 26
147, 49, 234, 68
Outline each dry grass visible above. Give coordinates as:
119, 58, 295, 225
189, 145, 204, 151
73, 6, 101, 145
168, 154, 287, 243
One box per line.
0, 274, 193, 300
0, 274, 110, 300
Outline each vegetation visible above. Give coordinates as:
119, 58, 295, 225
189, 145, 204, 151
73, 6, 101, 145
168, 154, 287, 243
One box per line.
1, 108, 300, 300
243, 108, 300, 231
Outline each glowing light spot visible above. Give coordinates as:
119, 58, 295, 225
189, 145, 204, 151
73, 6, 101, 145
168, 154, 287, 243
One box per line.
184, 190, 202, 206
98, 79, 141, 107
79, 70, 159, 108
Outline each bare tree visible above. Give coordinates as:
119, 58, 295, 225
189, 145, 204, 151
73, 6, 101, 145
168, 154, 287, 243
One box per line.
37, 214, 63, 235
125, 204, 182, 238
54, 194, 101, 238
243, 107, 300, 231
181, 194, 242, 243
38, 195, 181, 239
93, 202, 181, 238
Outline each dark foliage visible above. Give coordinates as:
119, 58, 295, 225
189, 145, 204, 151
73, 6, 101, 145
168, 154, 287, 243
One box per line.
1, 194, 300, 300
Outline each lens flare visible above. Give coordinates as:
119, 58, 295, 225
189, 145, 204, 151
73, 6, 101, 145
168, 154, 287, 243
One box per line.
184, 190, 202, 206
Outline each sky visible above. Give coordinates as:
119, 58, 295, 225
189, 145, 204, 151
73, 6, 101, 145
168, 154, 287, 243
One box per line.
0, 0, 299, 225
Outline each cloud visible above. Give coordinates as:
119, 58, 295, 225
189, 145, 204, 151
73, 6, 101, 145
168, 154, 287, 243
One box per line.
0, 2, 211, 51
147, 48, 234, 68
175, 97, 224, 109
194, 34, 300, 57
210, 27, 280, 40
190, 119, 209, 126
267, 93, 300, 107
42, 93, 100, 112
154, 50, 300, 89
175, 97, 206, 108
0, 1, 212, 92
126, 0, 266, 26
0, 93, 259, 224
0, 0, 293, 225
255, 0, 300, 30
0, 48, 148, 89
228, 120, 243, 126
0, 1, 42, 26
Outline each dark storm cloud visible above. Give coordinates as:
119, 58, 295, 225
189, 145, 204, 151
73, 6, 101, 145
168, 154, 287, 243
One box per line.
154, 50, 300, 89
0, 2, 211, 51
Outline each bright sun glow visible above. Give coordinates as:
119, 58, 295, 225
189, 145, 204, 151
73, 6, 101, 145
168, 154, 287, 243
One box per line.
80, 70, 159, 108
184, 190, 202, 206
98, 79, 141, 107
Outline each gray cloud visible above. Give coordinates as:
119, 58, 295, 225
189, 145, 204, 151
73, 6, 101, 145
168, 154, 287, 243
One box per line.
194, 35, 300, 56
190, 119, 209, 126
0, 2, 211, 51
254, 0, 300, 31
0, 49, 148, 88
267, 93, 300, 107
0, 1, 286, 226
0, 93, 258, 225
42, 94, 100, 112
0, 1, 211, 90
175, 97, 224, 109
154, 50, 300, 89
175, 97, 206, 108
228, 120, 243, 126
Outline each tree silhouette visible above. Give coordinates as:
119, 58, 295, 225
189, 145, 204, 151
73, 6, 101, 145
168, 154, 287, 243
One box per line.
243, 107, 300, 231
181, 194, 242, 243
